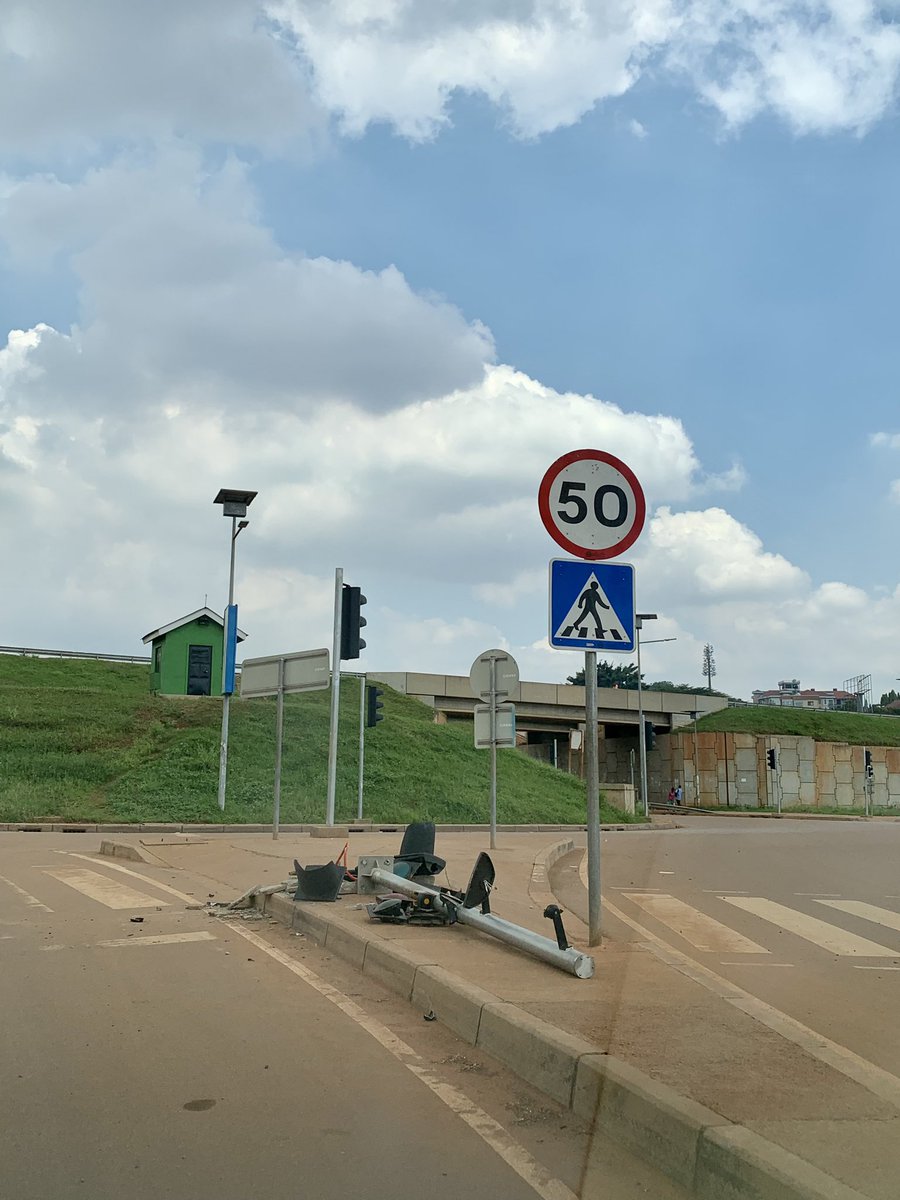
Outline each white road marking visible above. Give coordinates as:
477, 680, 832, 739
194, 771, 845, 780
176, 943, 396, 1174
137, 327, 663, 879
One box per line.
610, 886, 662, 891
722, 896, 897, 957
98, 932, 216, 948
624, 893, 770, 954
602, 893, 900, 1109
814, 899, 900, 935
228, 923, 578, 1200
720, 962, 795, 968
703, 889, 748, 894
853, 966, 900, 972
42, 868, 169, 910
658, 870, 675, 875
795, 892, 842, 898
53, 852, 196, 903
0, 873, 53, 912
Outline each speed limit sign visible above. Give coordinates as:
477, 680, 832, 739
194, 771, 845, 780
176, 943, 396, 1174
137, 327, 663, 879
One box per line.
538, 449, 645, 560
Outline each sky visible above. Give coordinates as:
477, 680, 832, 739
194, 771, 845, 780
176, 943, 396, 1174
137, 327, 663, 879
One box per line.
2, 0, 900, 702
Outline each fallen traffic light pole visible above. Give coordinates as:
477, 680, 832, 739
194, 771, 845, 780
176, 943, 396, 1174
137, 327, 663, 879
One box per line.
357, 852, 595, 979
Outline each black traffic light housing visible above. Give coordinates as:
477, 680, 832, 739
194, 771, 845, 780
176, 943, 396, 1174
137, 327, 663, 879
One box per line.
766, 748, 777, 770
340, 584, 367, 660
366, 685, 384, 728
643, 720, 656, 751
864, 749, 874, 779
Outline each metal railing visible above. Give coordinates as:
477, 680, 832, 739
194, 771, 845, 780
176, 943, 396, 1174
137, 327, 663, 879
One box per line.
0, 645, 151, 665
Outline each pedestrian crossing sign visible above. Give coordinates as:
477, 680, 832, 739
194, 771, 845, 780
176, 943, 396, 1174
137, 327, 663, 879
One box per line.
549, 559, 636, 651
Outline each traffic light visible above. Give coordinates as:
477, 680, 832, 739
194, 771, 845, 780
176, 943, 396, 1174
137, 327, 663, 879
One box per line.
864, 749, 874, 779
340, 584, 367, 660
366, 685, 384, 728
643, 720, 656, 751
766, 748, 777, 770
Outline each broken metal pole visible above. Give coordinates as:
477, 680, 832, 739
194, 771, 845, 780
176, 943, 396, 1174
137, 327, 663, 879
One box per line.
365, 866, 594, 979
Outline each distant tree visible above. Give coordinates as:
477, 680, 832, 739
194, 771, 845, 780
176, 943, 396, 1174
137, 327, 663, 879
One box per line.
566, 660, 641, 689
880, 690, 899, 707
702, 644, 716, 693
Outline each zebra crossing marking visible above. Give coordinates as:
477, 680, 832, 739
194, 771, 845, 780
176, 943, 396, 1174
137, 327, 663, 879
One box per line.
42, 867, 169, 910
722, 896, 897, 957
813, 899, 900, 935
625, 893, 769, 954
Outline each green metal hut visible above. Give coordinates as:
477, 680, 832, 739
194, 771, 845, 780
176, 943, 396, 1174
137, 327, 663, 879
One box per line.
142, 608, 247, 696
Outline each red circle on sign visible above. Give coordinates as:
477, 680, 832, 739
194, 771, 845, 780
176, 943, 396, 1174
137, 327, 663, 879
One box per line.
538, 449, 646, 560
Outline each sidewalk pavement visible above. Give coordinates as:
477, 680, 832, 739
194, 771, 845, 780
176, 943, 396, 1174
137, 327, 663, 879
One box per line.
96, 827, 894, 1200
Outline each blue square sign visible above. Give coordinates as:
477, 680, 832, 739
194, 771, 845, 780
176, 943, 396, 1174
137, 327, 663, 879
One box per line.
549, 559, 636, 652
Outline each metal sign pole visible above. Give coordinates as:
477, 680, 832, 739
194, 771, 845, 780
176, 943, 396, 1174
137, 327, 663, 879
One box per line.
358, 674, 366, 822
583, 648, 601, 947
273, 658, 285, 840
489, 654, 498, 850
325, 567, 343, 826
636, 622, 649, 817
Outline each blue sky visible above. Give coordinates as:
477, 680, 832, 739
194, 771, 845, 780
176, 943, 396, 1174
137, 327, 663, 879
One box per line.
2, 1, 900, 701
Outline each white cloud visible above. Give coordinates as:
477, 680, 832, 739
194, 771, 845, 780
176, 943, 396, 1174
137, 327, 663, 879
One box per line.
640, 506, 809, 601
872, 431, 900, 449
627, 118, 649, 138
0, 153, 493, 413
272, 0, 900, 138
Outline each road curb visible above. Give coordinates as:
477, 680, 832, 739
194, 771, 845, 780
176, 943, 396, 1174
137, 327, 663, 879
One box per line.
1, 820, 670, 835
252, 877, 867, 1200
98, 838, 151, 864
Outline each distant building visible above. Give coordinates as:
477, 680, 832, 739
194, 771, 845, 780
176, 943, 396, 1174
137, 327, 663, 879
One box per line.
752, 679, 855, 711
142, 607, 247, 697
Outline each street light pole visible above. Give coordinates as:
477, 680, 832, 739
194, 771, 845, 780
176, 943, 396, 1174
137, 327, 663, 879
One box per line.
217, 515, 239, 811
213, 489, 257, 813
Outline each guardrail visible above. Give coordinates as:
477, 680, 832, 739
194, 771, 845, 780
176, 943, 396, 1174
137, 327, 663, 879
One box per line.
0, 645, 151, 665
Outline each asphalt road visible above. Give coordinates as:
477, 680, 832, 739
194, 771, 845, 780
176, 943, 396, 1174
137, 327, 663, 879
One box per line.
557, 817, 900, 1075
0, 833, 686, 1200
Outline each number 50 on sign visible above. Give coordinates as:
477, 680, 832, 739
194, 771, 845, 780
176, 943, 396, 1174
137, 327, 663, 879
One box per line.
538, 449, 645, 561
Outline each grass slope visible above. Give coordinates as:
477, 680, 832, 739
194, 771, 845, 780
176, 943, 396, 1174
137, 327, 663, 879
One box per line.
692, 706, 900, 746
0, 656, 634, 825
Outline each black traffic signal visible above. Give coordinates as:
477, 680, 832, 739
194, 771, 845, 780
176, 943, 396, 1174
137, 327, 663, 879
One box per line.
766, 748, 777, 770
643, 720, 656, 751
864, 749, 874, 779
340, 584, 367, 660
366, 685, 384, 728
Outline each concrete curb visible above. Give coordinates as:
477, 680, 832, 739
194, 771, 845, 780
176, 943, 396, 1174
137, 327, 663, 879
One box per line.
253, 883, 868, 1200
98, 838, 150, 864
1, 820, 670, 835
529, 837, 574, 906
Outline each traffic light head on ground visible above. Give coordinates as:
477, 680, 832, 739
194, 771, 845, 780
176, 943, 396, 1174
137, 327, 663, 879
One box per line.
340, 584, 367, 660
366, 684, 384, 728
766, 748, 777, 770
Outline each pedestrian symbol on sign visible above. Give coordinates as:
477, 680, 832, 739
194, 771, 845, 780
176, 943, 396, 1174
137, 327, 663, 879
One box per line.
561, 580, 617, 640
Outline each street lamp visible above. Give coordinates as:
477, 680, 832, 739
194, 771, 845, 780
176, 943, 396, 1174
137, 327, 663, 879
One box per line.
635, 613, 657, 817
213, 488, 257, 811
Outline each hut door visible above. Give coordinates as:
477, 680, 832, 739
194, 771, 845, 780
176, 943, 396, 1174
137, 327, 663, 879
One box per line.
187, 644, 213, 695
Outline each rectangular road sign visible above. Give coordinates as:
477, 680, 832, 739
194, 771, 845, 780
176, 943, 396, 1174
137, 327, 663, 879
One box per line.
240, 648, 330, 698
474, 703, 516, 748
549, 559, 635, 652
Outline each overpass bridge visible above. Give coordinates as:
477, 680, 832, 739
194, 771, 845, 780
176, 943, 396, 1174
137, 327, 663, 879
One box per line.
370, 670, 727, 750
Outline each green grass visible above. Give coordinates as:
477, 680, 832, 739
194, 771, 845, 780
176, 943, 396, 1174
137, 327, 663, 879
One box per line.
689, 705, 900, 746
0, 655, 636, 825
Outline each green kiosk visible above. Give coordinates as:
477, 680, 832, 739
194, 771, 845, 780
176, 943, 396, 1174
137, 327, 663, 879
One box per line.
142, 608, 247, 697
